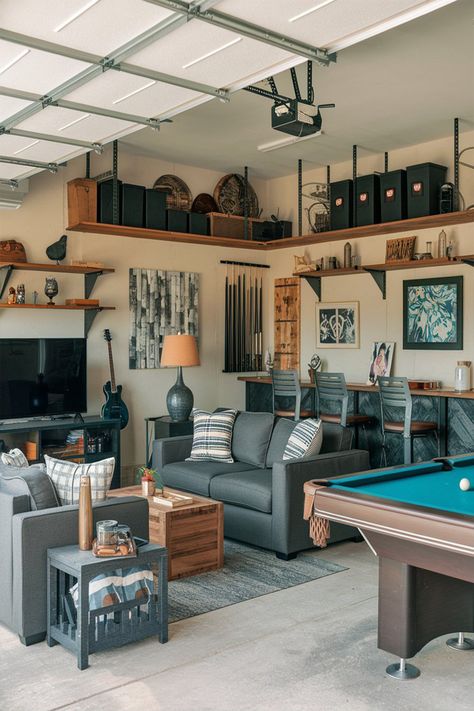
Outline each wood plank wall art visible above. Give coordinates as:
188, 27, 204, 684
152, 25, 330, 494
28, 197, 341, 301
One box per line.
129, 268, 199, 369
223, 264, 264, 372
274, 277, 300, 370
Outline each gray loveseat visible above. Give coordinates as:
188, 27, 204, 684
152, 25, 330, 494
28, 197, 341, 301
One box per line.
0, 462, 149, 646
153, 412, 370, 559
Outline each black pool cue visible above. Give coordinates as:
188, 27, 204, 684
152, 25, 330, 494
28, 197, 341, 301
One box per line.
258, 275, 263, 370
224, 273, 229, 371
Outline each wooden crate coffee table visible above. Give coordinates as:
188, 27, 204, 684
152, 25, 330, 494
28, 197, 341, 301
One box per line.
110, 487, 224, 580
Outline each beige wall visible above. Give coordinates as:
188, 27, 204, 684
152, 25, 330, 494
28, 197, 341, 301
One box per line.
0, 147, 270, 469
266, 131, 474, 385
2, 132, 474, 476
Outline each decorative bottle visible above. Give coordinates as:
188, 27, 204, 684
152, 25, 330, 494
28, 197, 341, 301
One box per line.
438, 229, 447, 258
344, 242, 352, 268
78, 475, 93, 550
454, 361, 471, 392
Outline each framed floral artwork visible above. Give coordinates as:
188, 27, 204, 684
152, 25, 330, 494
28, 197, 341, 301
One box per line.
403, 276, 463, 350
316, 302, 359, 349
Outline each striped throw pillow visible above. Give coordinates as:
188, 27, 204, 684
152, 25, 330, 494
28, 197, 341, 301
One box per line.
186, 409, 237, 463
283, 419, 323, 460
1, 448, 29, 468
44, 455, 115, 505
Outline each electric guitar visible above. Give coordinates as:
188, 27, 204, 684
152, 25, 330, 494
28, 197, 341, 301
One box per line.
101, 329, 129, 429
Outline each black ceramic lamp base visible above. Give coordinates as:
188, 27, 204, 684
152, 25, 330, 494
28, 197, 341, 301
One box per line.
166, 366, 193, 422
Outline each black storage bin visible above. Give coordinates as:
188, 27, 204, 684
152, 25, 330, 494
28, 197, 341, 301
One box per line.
97, 179, 122, 224
188, 212, 209, 236
252, 221, 275, 241
356, 174, 380, 226
145, 189, 166, 230
121, 183, 145, 227
379, 169, 407, 222
406, 162, 447, 218
273, 220, 292, 238
330, 180, 353, 230
167, 209, 188, 233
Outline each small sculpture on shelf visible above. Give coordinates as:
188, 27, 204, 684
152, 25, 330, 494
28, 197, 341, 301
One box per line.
44, 277, 59, 306
264, 348, 273, 373
308, 353, 322, 383
7, 286, 16, 304
16, 284, 25, 304
46, 234, 67, 264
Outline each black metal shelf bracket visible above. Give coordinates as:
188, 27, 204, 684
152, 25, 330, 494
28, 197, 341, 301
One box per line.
459, 257, 474, 268
0, 264, 13, 299
365, 268, 386, 299
84, 308, 104, 337
301, 275, 321, 299
84, 270, 104, 299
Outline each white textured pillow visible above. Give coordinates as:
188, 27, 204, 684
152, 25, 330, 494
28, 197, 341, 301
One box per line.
1, 448, 29, 468
283, 419, 323, 460
44, 455, 115, 506
186, 409, 237, 463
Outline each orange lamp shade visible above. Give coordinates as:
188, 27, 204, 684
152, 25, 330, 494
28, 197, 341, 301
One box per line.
160, 334, 200, 367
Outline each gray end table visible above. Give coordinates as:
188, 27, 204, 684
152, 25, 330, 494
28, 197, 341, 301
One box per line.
47, 543, 168, 670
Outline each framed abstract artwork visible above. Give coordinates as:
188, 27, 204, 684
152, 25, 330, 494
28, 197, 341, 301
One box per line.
403, 276, 463, 350
316, 302, 359, 348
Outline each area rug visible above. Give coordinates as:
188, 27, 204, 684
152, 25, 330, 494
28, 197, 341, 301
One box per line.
168, 540, 347, 623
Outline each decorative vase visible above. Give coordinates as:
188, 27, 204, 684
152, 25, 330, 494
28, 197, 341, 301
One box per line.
454, 361, 471, 392
78, 475, 93, 550
141, 478, 155, 496
45, 277, 59, 306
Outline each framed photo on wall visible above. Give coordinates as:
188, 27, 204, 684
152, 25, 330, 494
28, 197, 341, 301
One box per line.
403, 276, 463, 350
316, 302, 359, 348
367, 342, 395, 384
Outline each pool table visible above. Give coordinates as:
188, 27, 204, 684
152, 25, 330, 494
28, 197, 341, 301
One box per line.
304, 454, 474, 679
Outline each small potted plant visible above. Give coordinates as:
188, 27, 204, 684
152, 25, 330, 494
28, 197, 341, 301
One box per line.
137, 466, 163, 497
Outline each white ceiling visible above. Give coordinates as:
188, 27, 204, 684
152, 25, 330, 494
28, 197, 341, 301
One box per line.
0, 0, 465, 182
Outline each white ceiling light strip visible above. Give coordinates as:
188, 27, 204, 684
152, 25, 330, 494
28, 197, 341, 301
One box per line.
113, 80, 156, 104
289, 0, 337, 24
58, 114, 91, 131
13, 139, 39, 155
182, 37, 242, 69
53, 0, 101, 33
257, 131, 323, 153
0, 48, 30, 76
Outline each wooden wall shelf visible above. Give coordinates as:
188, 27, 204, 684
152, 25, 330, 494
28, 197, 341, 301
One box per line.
67, 221, 266, 250
0, 303, 115, 335
295, 254, 474, 300
66, 210, 474, 252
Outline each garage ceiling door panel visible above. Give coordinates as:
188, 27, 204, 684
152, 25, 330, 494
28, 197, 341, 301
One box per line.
0, 96, 33, 122
216, 0, 440, 47
64, 71, 201, 117
0, 0, 173, 56
0, 41, 90, 94
0, 162, 31, 179
127, 21, 293, 88
17, 107, 136, 142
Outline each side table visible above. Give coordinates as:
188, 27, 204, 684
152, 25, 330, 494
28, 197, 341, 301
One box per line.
145, 415, 193, 465
47, 543, 168, 670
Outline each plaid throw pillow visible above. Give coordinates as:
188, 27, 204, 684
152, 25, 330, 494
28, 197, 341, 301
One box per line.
186, 409, 237, 463
1, 448, 29, 468
283, 419, 323, 461
44, 455, 115, 506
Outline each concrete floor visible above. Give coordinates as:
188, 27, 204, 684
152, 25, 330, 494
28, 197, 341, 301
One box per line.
1, 541, 473, 711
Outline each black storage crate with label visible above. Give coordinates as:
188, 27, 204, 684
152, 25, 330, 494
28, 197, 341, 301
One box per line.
167, 209, 188, 233
121, 183, 145, 227
379, 169, 407, 222
330, 180, 353, 230
145, 189, 166, 230
97, 179, 122, 224
188, 212, 209, 235
406, 162, 447, 218
356, 174, 380, 226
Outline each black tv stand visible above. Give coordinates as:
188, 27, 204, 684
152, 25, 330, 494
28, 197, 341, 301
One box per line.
0, 416, 121, 488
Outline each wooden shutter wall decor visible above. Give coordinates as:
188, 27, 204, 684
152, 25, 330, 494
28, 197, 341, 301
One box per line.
274, 277, 300, 370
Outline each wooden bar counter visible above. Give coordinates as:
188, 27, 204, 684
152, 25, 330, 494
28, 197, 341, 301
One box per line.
238, 376, 474, 466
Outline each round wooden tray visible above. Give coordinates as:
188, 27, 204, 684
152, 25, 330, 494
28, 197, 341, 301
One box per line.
213, 174, 259, 217
153, 174, 192, 210
191, 193, 218, 214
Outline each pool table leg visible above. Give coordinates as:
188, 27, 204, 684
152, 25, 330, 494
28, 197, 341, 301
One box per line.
385, 658, 420, 680
446, 632, 474, 651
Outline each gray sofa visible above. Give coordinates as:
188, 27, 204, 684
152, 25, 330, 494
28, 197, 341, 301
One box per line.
0, 463, 149, 646
153, 412, 370, 559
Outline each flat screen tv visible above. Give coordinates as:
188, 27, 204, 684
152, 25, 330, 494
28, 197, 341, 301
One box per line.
0, 338, 87, 420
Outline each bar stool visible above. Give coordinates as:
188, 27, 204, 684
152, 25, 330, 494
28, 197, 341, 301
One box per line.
315, 372, 373, 445
272, 369, 313, 421
378, 376, 439, 465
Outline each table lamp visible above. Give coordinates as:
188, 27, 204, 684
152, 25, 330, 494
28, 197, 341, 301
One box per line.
160, 334, 200, 422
